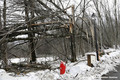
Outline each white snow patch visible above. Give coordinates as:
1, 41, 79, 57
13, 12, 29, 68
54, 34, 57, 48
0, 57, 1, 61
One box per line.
0, 48, 120, 80
16, 35, 28, 38
9, 58, 27, 64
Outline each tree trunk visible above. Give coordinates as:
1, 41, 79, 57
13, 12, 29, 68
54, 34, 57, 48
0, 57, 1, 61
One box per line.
0, 9, 2, 29
3, 0, 6, 27
70, 6, 76, 62
29, 0, 36, 62
1, 0, 8, 68
114, 0, 118, 48
24, 0, 36, 63
80, 0, 86, 56
1, 42, 8, 68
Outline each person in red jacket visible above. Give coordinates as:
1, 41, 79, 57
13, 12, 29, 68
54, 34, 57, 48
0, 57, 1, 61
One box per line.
60, 61, 66, 75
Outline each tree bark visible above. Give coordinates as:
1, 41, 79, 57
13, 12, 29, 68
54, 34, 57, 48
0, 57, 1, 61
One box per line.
70, 6, 76, 62
1, 0, 8, 68
3, 0, 6, 27
24, 0, 36, 63
29, 0, 36, 62
0, 9, 2, 29
80, 0, 86, 56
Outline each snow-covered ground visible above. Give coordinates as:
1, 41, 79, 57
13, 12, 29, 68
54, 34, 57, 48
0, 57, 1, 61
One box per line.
0, 48, 120, 80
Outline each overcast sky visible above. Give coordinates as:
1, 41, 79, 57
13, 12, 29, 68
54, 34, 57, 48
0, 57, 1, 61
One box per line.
0, 0, 119, 17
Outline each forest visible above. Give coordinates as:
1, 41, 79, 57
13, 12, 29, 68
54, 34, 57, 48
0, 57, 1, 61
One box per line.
0, 0, 120, 73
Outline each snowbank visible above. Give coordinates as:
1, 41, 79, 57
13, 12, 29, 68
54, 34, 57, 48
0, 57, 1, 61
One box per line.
0, 48, 120, 80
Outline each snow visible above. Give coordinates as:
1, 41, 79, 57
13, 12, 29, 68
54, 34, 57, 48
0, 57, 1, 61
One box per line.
9, 58, 27, 64
104, 48, 116, 53
68, 62, 91, 77
0, 48, 120, 80
86, 52, 96, 55
15, 35, 28, 38
46, 30, 57, 35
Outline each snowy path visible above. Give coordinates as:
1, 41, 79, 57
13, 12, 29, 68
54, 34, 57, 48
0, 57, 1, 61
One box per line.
102, 65, 120, 80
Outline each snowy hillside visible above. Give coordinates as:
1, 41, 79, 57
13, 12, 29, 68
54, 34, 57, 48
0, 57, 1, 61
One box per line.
0, 48, 120, 80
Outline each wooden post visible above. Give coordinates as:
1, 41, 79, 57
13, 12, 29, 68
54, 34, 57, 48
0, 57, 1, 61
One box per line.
87, 55, 91, 66
87, 54, 95, 67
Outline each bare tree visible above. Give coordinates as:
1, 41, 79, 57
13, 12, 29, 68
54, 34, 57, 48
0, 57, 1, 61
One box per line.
24, 0, 36, 63
0, 9, 2, 29
3, 0, 6, 27
1, 0, 8, 68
